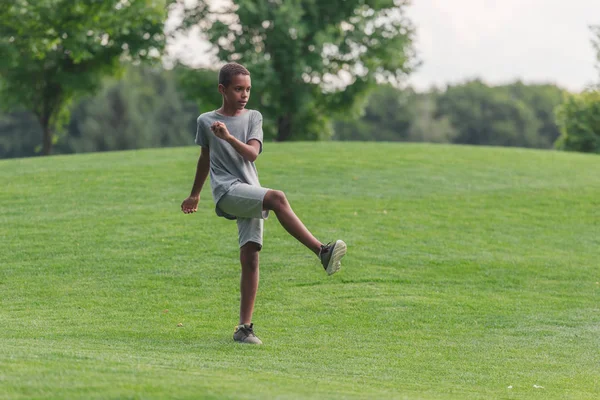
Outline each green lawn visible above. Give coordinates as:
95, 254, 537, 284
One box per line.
1, 142, 599, 399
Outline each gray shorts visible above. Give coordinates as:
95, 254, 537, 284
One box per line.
217, 183, 270, 249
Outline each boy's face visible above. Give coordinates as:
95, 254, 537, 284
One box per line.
219, 74, 251, 110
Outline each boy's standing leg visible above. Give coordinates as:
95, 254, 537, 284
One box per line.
233, 241, 263, 344
239, 242, 260, 325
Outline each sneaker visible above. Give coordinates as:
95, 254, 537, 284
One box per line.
233, 323, 263, 345
319, 240, 347, 276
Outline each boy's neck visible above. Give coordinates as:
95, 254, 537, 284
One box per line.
217, 104, 247, 117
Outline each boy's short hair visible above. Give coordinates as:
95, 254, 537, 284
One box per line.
219, 62, 250, 87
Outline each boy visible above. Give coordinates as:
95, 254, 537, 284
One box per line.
181, 62, 346, 345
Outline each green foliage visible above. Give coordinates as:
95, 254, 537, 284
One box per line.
502, 82, 567, 147
57, 65, 197, 154
555, 90, 600, 153
334, 81, 564, 148
0, 111, 41, 158
0, 72, 573, 158
0, 0, 171, 155
177, 0, 416, 141
435, 80, 542, 147
172, 65, 222, 114
334, 85, 417, 141
406, 91, 458, 143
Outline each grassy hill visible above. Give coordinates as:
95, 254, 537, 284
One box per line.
1, 142, 598, 399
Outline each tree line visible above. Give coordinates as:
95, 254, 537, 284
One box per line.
1, 0, 598, 158
0, 65, 582, 158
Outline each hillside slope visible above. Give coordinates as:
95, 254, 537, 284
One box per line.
1, 143, 598, 399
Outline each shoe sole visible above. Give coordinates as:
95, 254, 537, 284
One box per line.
326, 240, 347, 276
234, 337, 263, 345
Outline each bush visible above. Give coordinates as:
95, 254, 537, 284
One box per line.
555, 91, 600, 153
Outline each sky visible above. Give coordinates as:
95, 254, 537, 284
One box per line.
168, 0, 600, 92
406, 0, 600, 91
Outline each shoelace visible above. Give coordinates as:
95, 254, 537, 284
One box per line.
239, 324, 256, 336
320, 243, 331, 256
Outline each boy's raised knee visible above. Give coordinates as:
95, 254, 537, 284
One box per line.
263, 190, 288, 212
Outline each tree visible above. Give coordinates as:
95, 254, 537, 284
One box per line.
177, 0, 416, 141
502, 82, 567, 148
172, 65, 222, 114
551, 26, 600, 154
555, 90, 600, 153
333, 80, 565, 147
407, 92, 457, 143
435, 80, 541, 148
334, 85, 416, 141
0, 111, 41, 159
0, 0, 171, 155
58, 65, 197, 154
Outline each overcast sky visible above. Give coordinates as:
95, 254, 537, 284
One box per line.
168, 0, 600, 92
406, 0, 600, 91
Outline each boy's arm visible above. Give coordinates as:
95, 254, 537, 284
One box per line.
211, 121, 260, 162
225, 136, 261, 162
181, 146, 210, 214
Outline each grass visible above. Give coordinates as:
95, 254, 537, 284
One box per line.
0, 142, 599, 399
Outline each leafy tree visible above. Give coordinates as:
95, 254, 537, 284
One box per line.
58, 65, 197, 154
0, 0, 171, 155
334, 85, 416, 141
502, 82, 566, 148
334, 81, 566, 147
407, 92, 457, 143
0, 112, 41, 159
555, 90, 600, 153
435, 80, 541, 148
552, 26, 600, 154
172, 65, 222, 114
177, 0, 416, 141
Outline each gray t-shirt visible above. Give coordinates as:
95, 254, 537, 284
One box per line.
195, 109, 264, 217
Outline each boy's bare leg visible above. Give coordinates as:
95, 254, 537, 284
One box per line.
239, 242, 260, 325
263, 190, 322, 255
